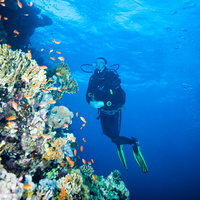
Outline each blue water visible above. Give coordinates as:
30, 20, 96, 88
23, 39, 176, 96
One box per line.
5, 0, 200, 199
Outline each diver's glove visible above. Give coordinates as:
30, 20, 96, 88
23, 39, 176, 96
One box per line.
90, 101, 105, 109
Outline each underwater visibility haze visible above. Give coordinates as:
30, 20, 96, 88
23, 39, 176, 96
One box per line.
0, 0, 200, 200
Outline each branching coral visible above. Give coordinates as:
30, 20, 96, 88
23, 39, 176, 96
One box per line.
47, 62, 79, 95
57, 169, 83, 198
0, 44, 46, 105
42, 137, 66, 163
80, 164, 94, 176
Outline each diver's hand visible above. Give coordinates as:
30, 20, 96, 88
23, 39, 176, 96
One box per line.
90, 101, 104, 109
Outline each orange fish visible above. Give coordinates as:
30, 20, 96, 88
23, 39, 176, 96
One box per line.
39, 65, 48, 69
23, 184, 33, 189
88, 161, 92, 165
62, 86, 67, 90
92, 174, 97, 183
30, 135, 38, 139
49, 87, 57, 90
82, 138, 86, 143
48, 100, 56, 104
82, 159, 86, 164
49, 49, 53, 54
6, 44, 11, 48
71, 137, 76, 142
80, 116, 86, 124
0, 15, 1, 21
28, 2, 33, 6
1, 3, 5, 6
58, 88, 62, 92
65, 175, 68, 184
80, 127, 83, 130
34, 85, 39, 88
40, 81, 46, 84
24, 95, 32, 99
22, 76, 30, 83
13, 89, 16, 93
55, 41, 60, 44
63, 124, 69, 128
34, 67, 38, 73
6, 116, 16, 121
74, 149, 77, 156
50, 57, 56, 61
52, 39, 60, 44
80, 145, 83, 152
76, 112, 78, 117
13, 30, 19, 35
58, 56, 65, 61
56, 51, 61, 54
3, 17, 8, 20
41, 48, 44, 51
61, 162, 65, 167
39, 103, 46, 108
17, 0, 23, 8
42, 89, 50, 93
7, 121, 13, 129
66, 156, 71, 163
41, 134, 50, 139
59, 150, 62, 154
91, 159, 94, 163
44, 118, 48, 122
56, 72, 62, 76
69, 160, 74, 167
11, 101, 18, 110
60, 186, 65, 199
82, 123, 86, 127
0, 0, 5, 3
27, 50, 32, 60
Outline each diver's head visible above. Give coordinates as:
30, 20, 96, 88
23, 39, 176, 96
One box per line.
93, 57, 107, 74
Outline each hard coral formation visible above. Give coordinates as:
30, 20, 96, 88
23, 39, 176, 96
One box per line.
0, 44, 46, 105
48, 106, 73, 129
80, 164, 94, 176
42, 137, 66, 163
0, 46, 130, 199
57, 169, 83, 198
47, 62, 79, 95
0, 168, 23, 200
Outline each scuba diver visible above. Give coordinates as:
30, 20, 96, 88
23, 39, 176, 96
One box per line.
81, 57, 148, 172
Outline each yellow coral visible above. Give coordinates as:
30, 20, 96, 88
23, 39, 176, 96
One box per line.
55, 62, 78, 94
0, 44, 46, 105
42, 137, 66, 162
57, 169, 83, 197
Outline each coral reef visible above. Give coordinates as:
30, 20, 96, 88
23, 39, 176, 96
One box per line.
0, 168, 23, 200
0, 46, 130, 199
57, 169, 83, 198
80, 164, 94, 176
42, 137, 66, 163
0, 44, 46, 106
48, 106, 74, 129
46, 62, 79, 98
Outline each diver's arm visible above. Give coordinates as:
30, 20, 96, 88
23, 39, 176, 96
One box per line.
90, 100, 104, 109
86, 75, 95, 104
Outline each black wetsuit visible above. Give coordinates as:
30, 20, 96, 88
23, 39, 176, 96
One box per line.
86, 68, 135, 146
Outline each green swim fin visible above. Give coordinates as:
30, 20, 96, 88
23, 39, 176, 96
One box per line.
117, 145, 128, 170
132, 142, 148, 173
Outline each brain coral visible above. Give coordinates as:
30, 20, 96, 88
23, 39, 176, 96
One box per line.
48, 106, 73, 129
